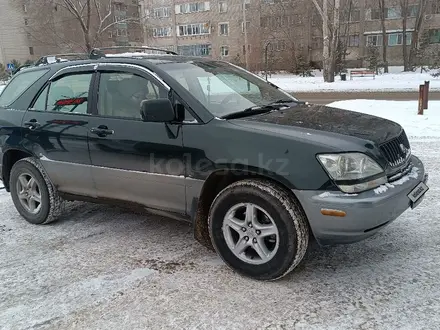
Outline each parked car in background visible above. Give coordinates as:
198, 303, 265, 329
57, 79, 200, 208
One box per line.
0, 47, 429, 280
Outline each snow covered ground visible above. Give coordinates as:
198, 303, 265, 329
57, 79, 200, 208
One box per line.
1, 100, 440, 329
268, 68, 440, 93
0, 84, 5, 94
327, 100, 440, 139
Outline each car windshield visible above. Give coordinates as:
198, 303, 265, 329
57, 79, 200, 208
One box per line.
156, 60, 298, 117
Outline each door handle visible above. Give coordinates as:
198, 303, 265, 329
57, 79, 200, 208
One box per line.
90, 126, 114, 137
23, 120, 41, 130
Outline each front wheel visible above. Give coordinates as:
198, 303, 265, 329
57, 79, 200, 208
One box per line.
208, 179, 309, 281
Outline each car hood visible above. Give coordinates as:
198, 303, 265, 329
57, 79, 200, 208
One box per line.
236, 103, 402, 144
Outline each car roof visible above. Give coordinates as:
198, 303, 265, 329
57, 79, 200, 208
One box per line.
17, 54, 221, 74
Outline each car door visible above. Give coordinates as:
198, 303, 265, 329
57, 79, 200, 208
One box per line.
22, 65, 96, 197
87, 63, 186, 214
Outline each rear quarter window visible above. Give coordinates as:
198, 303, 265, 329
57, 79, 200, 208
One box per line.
0, 69, 49, 107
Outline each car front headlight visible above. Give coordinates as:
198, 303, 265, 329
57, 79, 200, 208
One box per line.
317, 153, 387, 193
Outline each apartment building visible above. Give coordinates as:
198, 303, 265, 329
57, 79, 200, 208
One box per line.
339, 0, 440, 67
0, 0, 144, 65
141, 0, 266, 69
143, 0, 440, 70
0, 0, 32, 64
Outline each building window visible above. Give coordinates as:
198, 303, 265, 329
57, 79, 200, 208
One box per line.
23, 4, 27, 13
24, 18, 28, 26
244, 0, 250, 9
242, 44, 251, 54
407, 5, 418, 17
312, 37, 323, 49
366, 35, 383, 46
241, 21, 250, 33
348, 34, 360, 47
177, 23, 210, 36
177, 2, 209, 14
177, 44, 211, 56
29, 47, 34, 55
114, 3, 128, 11
117, 29, 127, 36
153, 7, 170, 18
109, 31, 113, 38
429, 29, 440, 43
219, 1, 227, 13
264, 0, 275, 4
220, 46, 229, 56
311, 13, 320, 26
350, 9, 360, 22
219, 23, 229, 36
152, 27, 172, 37
387, 7, 401, 19
369, 8, 381, 20
267, 40, 285, 52
431, 1, 440, 14
388, 32, 412, 45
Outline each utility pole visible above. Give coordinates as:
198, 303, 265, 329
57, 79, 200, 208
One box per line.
242, 0, 249, 70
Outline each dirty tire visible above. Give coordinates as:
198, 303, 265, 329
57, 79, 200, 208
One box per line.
10, 157, 64, 225
208, 179, 309, 281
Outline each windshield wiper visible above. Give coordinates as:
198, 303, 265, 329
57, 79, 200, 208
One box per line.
221, 105, 276, 120
269, 99, 305, 105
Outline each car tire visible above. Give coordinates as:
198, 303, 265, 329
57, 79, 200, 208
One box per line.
9, 157, 64, 225
208, 179, 309, 281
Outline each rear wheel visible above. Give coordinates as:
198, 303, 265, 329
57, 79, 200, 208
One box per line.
208, 179, 309, 281
10, 158, 64, 224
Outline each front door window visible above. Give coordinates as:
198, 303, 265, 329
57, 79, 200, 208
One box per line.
97, 72, 167, 119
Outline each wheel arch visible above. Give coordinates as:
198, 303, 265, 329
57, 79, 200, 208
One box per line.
1, 148, 33, 191
192, 168, 305, 250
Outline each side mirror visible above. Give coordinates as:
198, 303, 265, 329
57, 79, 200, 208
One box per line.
140, 98, 176, 122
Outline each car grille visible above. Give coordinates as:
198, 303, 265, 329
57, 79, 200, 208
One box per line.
380, 131, 411, 167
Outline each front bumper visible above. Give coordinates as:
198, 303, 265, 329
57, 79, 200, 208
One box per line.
294, 155, 428, 246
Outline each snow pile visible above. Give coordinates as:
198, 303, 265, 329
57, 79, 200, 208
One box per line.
319, 192, 358, 198
0, 85, 5, 94
268, 70, 440, 93
374, 167, 419, 195
327, 100, 440, 139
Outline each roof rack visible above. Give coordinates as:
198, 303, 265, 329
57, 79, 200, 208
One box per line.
10, 46, 178, 75
89, 46, 178, 59
34, 53, 90, 66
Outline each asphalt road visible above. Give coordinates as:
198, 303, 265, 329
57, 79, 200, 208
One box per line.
1, 138, 439, 330
294, 91, 440, 104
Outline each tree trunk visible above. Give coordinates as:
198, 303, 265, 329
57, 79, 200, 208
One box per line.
409, 0, 428, 70
379, 0, 388, 73
401, 0, 410, 71
322, 0, 331, 82
328, 0, 340, 82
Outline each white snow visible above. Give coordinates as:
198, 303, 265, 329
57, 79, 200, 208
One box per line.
105, 52, 174, 57
373, 167, 419, 195
327, 100, 440, 139
268, 68, 440, 93
319, 192, 358, 198
0, 84, 5, 94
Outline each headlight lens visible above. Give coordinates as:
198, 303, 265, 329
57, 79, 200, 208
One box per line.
317, 153, 387, 193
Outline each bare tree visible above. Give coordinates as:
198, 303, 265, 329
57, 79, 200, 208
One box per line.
261, 2, 308, 73
22, 0, 142, 53
401, 0, 410, 70
378, 0, 389, 73
401, 0, 430, 71
312, 0, 341, 82
408, 0, 431, 70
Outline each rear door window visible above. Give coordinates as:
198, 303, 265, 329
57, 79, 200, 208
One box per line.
0, 69, 49, 106
32, 73, 93, 114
